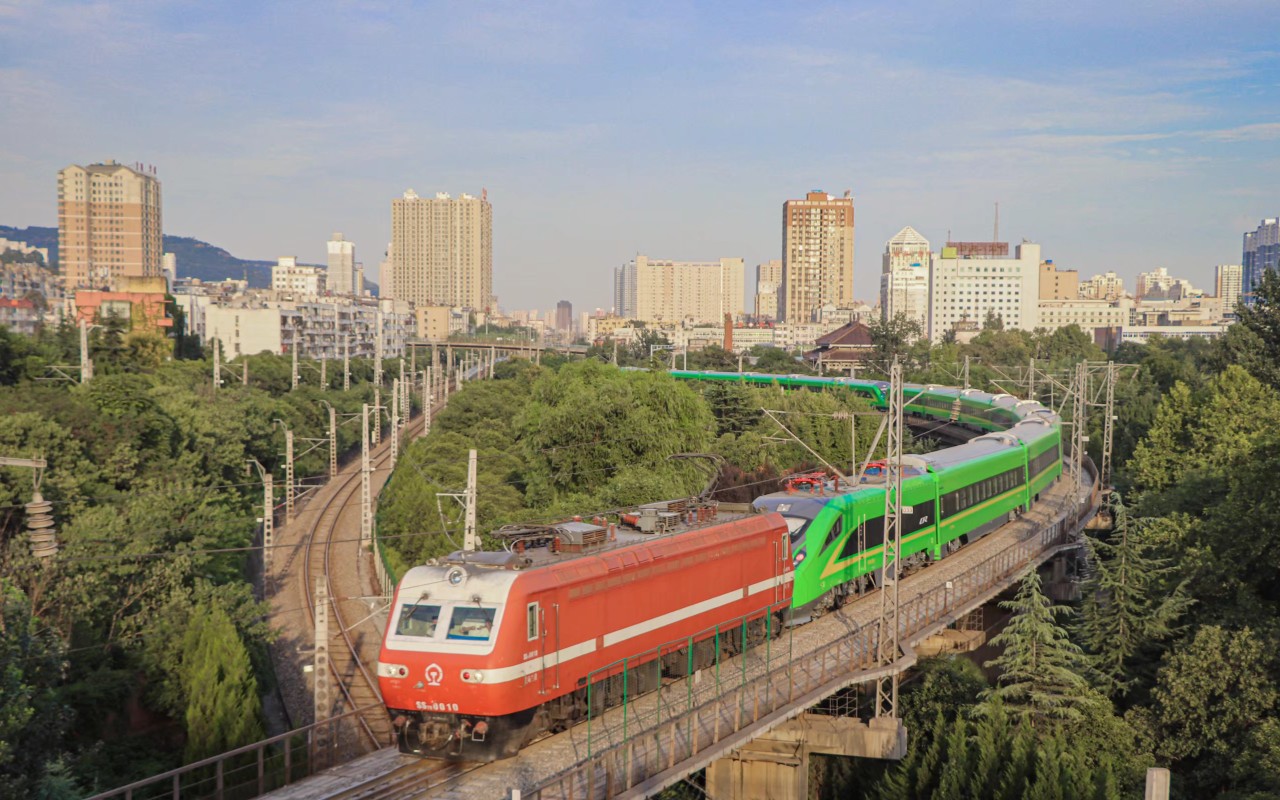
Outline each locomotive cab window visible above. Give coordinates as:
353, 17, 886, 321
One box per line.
527, 603, 539, 641
395, 603, 441, 637
446, 606, 498, 642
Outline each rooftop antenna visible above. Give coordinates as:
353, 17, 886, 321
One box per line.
994, 201, 1000, 243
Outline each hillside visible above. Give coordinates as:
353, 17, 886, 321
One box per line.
0, 225, 292, 288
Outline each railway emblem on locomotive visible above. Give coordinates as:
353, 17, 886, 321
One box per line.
424, 663, 444, 686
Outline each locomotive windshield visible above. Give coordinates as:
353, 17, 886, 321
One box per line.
395, 603, 441, 637
447, 606, 497, 642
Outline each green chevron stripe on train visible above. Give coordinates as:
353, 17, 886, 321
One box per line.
670, 370, 1064, 616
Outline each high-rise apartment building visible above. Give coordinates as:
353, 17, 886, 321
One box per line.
1215, 264, 1242, 313
327, 233, 356, 295
880, 226, 931, 332
781, 190, 854, 322
556, 300, 573, 331
391, 190, 493, 310
928, 241, 1041, 342
1243, 218, 1280, 305
1135, 267, 1173, 300
1078, 271, 1126, 301
754, 259, 783, 321
613, 256, 744, 324
58, 160, 162, 288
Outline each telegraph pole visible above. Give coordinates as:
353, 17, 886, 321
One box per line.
361, 404, 372, 547
312, 576, 331, 765
372, 385, 381, 445
1071, 361, 1088, 518
79, 319, 93, 383
242, 359, 248, 386
322, 401, 337, 479
1101, 361, 1116, 490
374, 311, 384, 389
291, 343, 299, 391
320, 356, 326, 389
464, 448, 478, 551
274, 420, 294, 520
390, 378, 400, 469
246, 459, 273, 588
963, 355, 970, 391
212, 340, 221, 394
343, 337, 350, 392
422, 370, 432, 435
875, 361, 904, 720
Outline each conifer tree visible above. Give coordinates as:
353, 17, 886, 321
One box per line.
981, 570, 1102, 726
931, 715, 971, 800
1079, 492, 1191, 696
970, 700, 1013, 797
996, 725, 1036, 800
909, 711, 947, 798
1026, 733, 1068, 800
180, 604, 264, 762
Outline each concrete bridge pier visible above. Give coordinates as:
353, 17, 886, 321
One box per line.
706, 714, 906, 800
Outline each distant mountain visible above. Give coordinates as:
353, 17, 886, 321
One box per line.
0, 224, 305, 289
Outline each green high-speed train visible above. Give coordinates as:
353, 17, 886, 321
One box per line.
670, 371, 1064, 614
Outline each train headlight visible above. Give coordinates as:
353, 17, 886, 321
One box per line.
447, 567, 466, 586
377, 662, 409, 679
461, 670, 485, 683
793, 548, 806, 568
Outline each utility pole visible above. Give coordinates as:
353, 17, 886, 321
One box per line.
1101, 361, 1116, 490
372, 385, 381, 445
242, 359, 248, 386
274, 421, 294, 520
1071, 361, 1087, 519
390, 378, 400, 469
963, 355, 970, 391
343, 337, 350, 392
422, 370, 431, 435
323, 401, 337, 479
212, 340, 221, 394
312, 576, 331, 765
875, 360, 904, 721
1028, 358, 1036, 400
374, 311, 385, 389
246, 459, 273, 588
490, 345, 496, 379
398, 358, 406, 419
0, 457, 55, 559
291, 342, 299, 391
361, 404, 372, 547
320, 356, 326, 389
79, 318, 93, 383
464, 448, 478, 551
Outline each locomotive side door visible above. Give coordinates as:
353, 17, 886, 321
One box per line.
530, 595, 561, 695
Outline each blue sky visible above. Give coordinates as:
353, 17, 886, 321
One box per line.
2, 0, 1278, 313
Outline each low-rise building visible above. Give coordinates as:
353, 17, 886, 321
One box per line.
1036, 299, 1127, 334
73, 276, 173, 333
271, 256, 326, 297
414, 305, 467, 340
803, 321, 875, 372
1119, 324, 1231, 345
195, 294, 411, 359
0, 298, 40, 336
1079, 271, 1126, 301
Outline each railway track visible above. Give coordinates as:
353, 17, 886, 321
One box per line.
326, 760, 481, 799
296, 379, 450, 754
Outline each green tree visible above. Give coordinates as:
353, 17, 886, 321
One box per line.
179, 603, 264, 762
981, 570, 1104, 726
1229, 268, 1280, 389
0, 580, 69, 797
1079, 492, 1191, 697
867, 312, 927, 373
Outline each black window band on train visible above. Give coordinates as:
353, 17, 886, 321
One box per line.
1029, 444, 1061, 478
941, 466, 1025, 517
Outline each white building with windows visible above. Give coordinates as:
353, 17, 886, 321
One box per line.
271, 256, 326, 297
928, 241, 1040, 341
880, 226, 931, 333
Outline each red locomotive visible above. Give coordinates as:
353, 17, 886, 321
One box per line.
377, 505, 792, 760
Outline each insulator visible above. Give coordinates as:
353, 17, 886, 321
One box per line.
26, 490, 58, 559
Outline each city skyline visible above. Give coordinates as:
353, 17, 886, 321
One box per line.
2, 2, 1279, 312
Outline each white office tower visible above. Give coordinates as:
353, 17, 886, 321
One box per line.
327, 232, 356, 295
929, 241, 1041, 341
880, 227, 931, 334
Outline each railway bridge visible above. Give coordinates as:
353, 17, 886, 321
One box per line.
88, 368, 1102, 800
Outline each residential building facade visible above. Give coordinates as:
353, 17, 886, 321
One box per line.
781, 190, 854, 322
614, 256, 744, 324
1038, 261, 1078, 300
1216, 264, 1242, 314
754, 259, 783, 321
391, 189, 493, 311
58, 160, 163, 288
271, 257, 326, 297
1078, 271, 1126, 301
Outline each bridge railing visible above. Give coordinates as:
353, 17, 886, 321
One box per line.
85, 704, 383, 800
529, 478, 1095, 799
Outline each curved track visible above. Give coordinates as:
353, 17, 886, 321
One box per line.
296, 386, 443, 752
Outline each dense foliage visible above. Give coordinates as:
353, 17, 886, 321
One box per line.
0, 323, 396, 795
